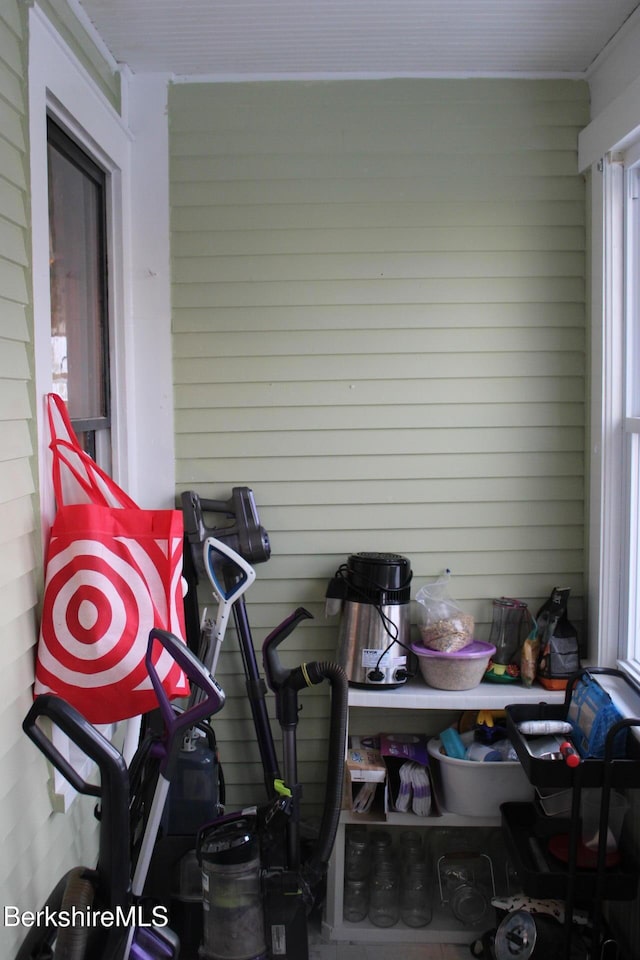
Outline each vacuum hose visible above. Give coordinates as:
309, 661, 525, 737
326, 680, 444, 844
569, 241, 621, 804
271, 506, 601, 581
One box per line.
262, 609, 349, 891
298, 660, 349, 888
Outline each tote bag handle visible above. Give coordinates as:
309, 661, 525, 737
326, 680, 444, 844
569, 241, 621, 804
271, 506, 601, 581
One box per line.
46, 393, 138, 510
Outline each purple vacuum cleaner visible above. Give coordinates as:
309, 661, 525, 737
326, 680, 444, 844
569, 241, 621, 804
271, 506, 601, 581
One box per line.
17, 627, 225, 960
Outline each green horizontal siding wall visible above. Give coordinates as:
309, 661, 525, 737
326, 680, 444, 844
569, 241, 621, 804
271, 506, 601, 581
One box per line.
169, 78, 588, 813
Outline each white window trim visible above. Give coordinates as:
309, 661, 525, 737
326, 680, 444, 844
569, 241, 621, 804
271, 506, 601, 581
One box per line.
580, 49, 640, 686
29, 5, 135, 537
620, 149, 640, 688
587, 157, 626, 669
587, 144, 640, 690
28, 6, 135, 810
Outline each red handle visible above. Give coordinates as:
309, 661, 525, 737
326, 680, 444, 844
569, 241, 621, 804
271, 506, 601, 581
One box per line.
559, 740, 581, 768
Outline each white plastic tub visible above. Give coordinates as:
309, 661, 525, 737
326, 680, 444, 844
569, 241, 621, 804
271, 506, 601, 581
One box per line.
427, 731, 534, 817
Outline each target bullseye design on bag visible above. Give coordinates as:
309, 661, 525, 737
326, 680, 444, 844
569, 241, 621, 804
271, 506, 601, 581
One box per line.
34, 393, 192, 723
36, 525, 189, 722
41, 539, 153, 678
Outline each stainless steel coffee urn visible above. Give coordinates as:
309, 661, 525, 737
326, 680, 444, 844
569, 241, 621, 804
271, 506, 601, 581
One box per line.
326, 552, 412, 687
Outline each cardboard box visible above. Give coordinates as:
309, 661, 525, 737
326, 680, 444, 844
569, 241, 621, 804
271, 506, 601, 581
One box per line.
379, 733, 434, 816
343, 734, 437, 818
344, 735, 388, 818
379, 733, 430, 766
346, 735, 387, 782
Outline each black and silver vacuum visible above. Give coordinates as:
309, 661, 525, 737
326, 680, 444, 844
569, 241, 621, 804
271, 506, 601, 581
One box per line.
198, 814, 267, 960
326, 552, 412, 687
179, 488, 348, 960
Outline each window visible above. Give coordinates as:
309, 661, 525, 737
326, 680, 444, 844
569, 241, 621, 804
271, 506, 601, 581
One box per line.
29, 7, 134, 809
29, 6, 174, 808
595, 144, 640, 685
47, 118, 111, 464
621, 146, 640, 678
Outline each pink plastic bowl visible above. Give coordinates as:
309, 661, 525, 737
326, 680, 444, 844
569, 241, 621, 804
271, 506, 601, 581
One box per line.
411, 640, 496, 690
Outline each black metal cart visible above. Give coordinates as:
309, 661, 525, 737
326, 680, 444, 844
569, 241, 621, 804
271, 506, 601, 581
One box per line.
501, 668, 640, 960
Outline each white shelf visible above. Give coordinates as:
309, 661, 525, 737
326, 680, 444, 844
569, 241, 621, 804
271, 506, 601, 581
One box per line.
347, 678, 565, 710
323, 678, 566, 946
322, 900, 495, 944
340, 809, 501, 828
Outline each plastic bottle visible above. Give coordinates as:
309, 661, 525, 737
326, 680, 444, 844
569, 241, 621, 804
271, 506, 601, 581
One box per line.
490, 738, 519, 762
465, 742, 502, 762
517, 720, 573, 736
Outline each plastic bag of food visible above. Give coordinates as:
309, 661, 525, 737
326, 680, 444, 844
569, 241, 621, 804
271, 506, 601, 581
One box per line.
415, 572, 474, 652
536, 586, 580, 690
520, 626, 540, 688
519, 586, 580, 689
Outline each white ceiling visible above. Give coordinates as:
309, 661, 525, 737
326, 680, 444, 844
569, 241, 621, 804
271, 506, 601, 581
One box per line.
75, 0, 640, 81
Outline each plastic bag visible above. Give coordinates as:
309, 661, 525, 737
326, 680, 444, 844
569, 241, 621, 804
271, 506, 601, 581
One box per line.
536, 586, 580, 691
568, 672, 628, 759
520, 626, 540, 688
415, 572, 474, 652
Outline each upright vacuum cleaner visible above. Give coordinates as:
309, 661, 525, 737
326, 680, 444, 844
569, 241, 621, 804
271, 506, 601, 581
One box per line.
17, 628, 226, 960
181, 488, 349, 960
144, 494, 270, 952
181, 488, 280, 798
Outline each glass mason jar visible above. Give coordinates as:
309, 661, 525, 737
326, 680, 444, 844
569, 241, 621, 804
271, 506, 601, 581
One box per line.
345, 827, 371, 881
400, 860, 433, 928
368, 858, 400, 927
398, 830, 424, 866
438, 852, 491, 926
369, 829, 393, 865
343, 877, 369, 922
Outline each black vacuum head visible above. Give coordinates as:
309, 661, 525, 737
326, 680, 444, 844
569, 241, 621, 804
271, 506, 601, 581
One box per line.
181, 487, 271, 576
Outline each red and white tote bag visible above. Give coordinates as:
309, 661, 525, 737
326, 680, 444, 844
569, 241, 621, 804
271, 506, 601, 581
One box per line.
34, 394, 190, 723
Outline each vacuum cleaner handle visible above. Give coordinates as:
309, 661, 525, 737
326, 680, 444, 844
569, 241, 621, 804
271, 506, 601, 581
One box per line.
201, 537, 257, 676
262, 607, 315, 691
146, 628, 225, 778
23, 693, 126, 798
204, 536, 256, 604
23, 694, 131, 912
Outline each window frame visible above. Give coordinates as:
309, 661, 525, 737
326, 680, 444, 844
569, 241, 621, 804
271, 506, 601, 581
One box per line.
28, 6, 134, 810
620, 146, 640, 684
47, 114, 112, 458
29, 6, 134, 549
592, 145, 640, 687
